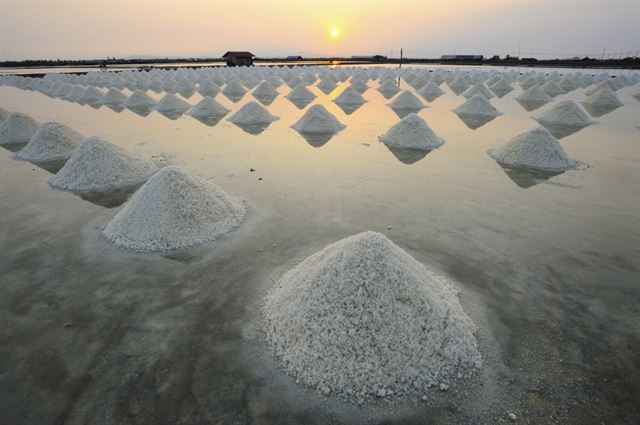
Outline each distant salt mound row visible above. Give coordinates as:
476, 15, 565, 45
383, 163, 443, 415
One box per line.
228, 101, 279, 125
291, 105, 346, 134
252, 80, 278, 98
535, 100, 592, 128
388, 91, 425, 110
488, 126, 576, 172
125, 90, 156, 109
380, 113, 444, 150
155, 94, 191, 114
102, 88, 128, 106
418, 81, 445, 102
453, 94, 501, 118
286, 84, 316, 101
16, 122, 83, 162
582, 88, 623, 112
462, 83, 494, 99
187, 97, 230, 118
263, 231, 482, 399
334, 86, 367, 106
103, 166, 246, 252
50, 137, 157, 192
0, 112, 40, 146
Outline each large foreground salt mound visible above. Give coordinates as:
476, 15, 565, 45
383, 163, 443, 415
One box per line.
0, 112, 40, 146
264, 231, 482, 399
103, 166, 246, 252
488, 126, 576, 172
50, 137, 157, 192
16, 122, 83, 162
291, 104, 346, 134
380, 113, 445, 150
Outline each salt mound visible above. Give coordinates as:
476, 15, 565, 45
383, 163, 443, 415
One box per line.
228, 101, 279, 125
350, 78, 368, 93
50, 137, 157, 192
187, 97, 230, 118
582, 88, 622, 110
16, 122, 83, 162
291, 105, 346, 134
536, 100, 592, 127
449, 76, 471, 94
125, 90, 156, 109
252, 80, 279, 98
632, 90, 640, 102
462, 83, 494, 99
516, 86, 552, 103
77, 87, 104, 104
488, 126, 575, 172
317, 79, 337, 94
378, 79, 400, 97
0, 108, 10, 124
263, 231, 482, 399
334, 86, 367, 106
388, 91, 425, 110
539, 80, 564, 98
103, 166, 245, 252
286, 84, 316, 101
102, 88, 128, 105
155, 94, 191, 113
418, 81, 445, 102
453, 94, 501, 117
197, 80, 220, 97
222, 79, 247, 97
488, 78, 513, 97
380, 113, 444, 150
0, 112, 40, 146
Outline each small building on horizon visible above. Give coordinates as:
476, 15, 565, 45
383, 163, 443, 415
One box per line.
286, 55, 303, 61
222, 51, 255, 67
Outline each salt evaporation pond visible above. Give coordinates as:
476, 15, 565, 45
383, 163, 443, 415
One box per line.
0, 64, 639, 425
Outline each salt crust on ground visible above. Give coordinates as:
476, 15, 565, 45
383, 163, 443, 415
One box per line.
263, 231, 482, 400
488, 126, 575, 172
0, 112, 40, 146
103, 166, 246, 252
334, 86, 367, 106
187, 97, 230, 118
228, 101, 279, 125
49, 137, 157, 192
380, 113, 444, 150
16, 122, 83, 162
536, 100, 592, 127
291, 104, 346, 134
388, 91, 425, 110
453, 94, 501, 117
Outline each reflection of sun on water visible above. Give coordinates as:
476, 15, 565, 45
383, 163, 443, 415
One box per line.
330, 27, 340, 39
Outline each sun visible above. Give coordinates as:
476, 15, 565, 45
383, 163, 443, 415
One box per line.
330, 27, 340, 39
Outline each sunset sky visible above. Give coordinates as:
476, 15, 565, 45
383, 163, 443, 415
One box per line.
0, 0, 638, 61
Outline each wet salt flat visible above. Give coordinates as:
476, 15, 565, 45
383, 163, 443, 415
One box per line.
1, 65, 639, 424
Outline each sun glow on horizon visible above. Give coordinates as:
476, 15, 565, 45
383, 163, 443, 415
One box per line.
330, 27, 340, 39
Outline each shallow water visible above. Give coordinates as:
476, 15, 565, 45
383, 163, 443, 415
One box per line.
1, 67, 639, 424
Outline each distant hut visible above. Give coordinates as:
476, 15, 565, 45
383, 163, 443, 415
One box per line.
222, 51, 255, 67
286, 55, 303, 61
